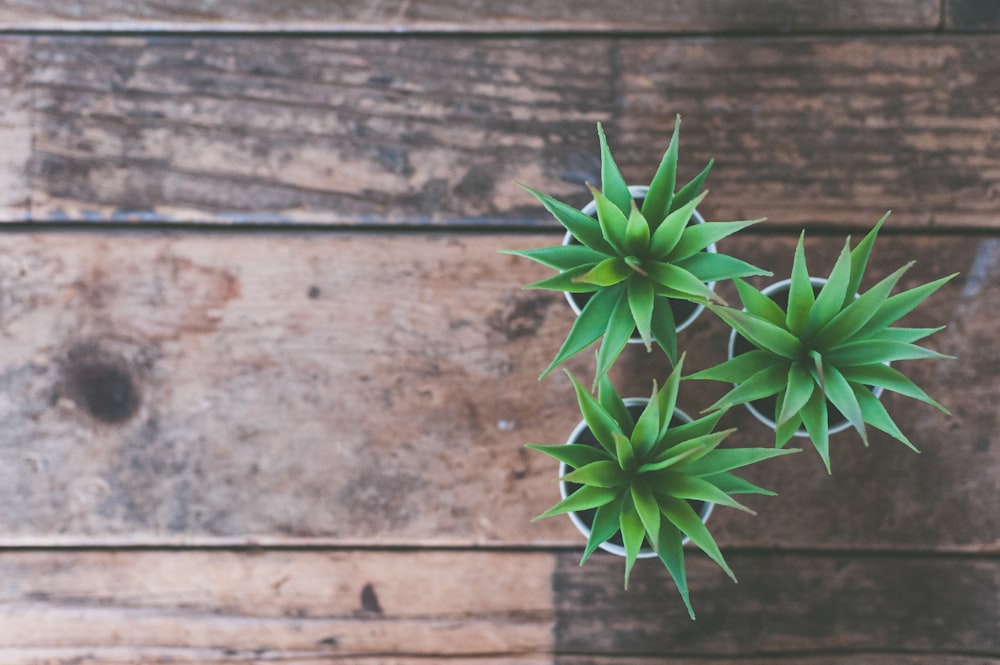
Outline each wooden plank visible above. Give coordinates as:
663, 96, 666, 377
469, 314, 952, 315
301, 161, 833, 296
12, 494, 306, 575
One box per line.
15, 35, 1000, 229
552, 552, 1000, 658
0, 550, 555, 658
946, 0, 1000, 30
0, 1, 941, 34
557, 658, 1000, 665
0, 39, 30, 221
0, 655, 550, 665
0, 550, 995, 660
0, 232, 994, 549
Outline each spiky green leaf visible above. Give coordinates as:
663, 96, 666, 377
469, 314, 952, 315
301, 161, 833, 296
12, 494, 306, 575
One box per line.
524, 264, 601, 293
823, 364, 867, 444
613, 431, 636, 471
625, 204, 651, 255
841, 364, 949, 413
597, 123, 632, 215
591, 187, 630, 255
562, 460, 629, 488
533, 484, 618, 520
516, 183, 614, 254
632, 483, 661, 549
786, 233, 815, 335
825, 340, 952, 366
846, 211, 890, 306
567, 371, 623, 455
687, 349, 783, 383
628, 276, 655, 350
660, 496, 736, 582
672, 159, 713, 213
656, 524, 694, 619
854, 384, 919, 452
777, 362, 815, 428
670, 219, 766, 261
581, 495, 624, 564
701, 471, 777, 496
641, 115, 680, 228
500, 244, 608, 271
800, 388, 831, 473
596, 374, 634, 434
646, 262, 721, 304
525, 443, 609, 469
735, 279, 786, 326
650, 295, 679, 365
705, 363, 789, 412
812, 262, 913, 349
594, 291, 635, 384
539, 284, 625, 379
648, 191, 707, 259
620, 494, 645, 588
657, 473, 754, 513
804, 240, 853, 337
710, 306, 802, 360
677, 446, 799, 476
855, 273, 958, 338
677, 252, 771, 283
576, 258, 631, 287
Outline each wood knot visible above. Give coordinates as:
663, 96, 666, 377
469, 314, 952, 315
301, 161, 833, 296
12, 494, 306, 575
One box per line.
59, 343, 141, 424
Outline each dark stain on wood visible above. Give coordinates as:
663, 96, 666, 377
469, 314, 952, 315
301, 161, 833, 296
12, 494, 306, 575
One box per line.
946, 0, 1000, 30
57, 341, 141, 424
553, 552, 1000, 656
360, 582, 383, 614
487, 293, 558, 342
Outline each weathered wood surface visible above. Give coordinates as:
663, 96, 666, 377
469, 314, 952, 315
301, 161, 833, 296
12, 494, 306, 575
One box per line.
0, 551, 554, 657
553, 552, 1000, 658
5, 35, 997, 228
946, 0, 1000, 30
0, 232, 994, 551
0, 550, 995, 660
0, 1, 941, 34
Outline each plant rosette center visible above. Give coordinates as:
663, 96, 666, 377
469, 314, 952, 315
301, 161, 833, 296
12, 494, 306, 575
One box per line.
559, 398, 712, 558
562, 185, 712, 344
727, 277, 883, 437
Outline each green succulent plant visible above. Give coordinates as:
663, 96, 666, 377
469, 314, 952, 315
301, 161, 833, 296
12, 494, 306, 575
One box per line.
689, 213, 957, 471
503, 116, 770, 382
527, 356, 797, 619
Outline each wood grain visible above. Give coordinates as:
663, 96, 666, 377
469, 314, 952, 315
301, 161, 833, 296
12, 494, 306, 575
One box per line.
0, 550, 555, 657
9, 35, 999, 228
946, 0, 1000, 30
0, 1, 941, 34
553, 552, 1000, 657
0, 39, 30, 221
0, 232, 994, 550
0, 550, 995, 660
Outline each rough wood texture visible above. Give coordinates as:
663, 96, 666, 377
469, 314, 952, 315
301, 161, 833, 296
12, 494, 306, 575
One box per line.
9, 35, 998, 228
0, 232, 994, 551
0, 550, 995, 660
0, 39, 30, 221
0, 1, 941, 33
0, 550, 554, 657
553, 552, 999, 657
946, 0, 1000, 30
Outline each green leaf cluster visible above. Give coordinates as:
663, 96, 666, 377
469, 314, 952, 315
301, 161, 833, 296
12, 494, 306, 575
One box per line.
503, 116, 770, 382
527, 357, 798, 619
689, 213, 957, 472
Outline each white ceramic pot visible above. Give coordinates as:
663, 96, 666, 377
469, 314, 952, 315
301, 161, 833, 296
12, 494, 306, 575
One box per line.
559, 397, 714, 558
561, 185, 714, 343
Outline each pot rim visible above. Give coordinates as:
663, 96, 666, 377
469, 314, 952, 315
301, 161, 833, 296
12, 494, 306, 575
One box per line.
558, 397, 714, 558
727, 276, 885, 436
561, 185, 715, 342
